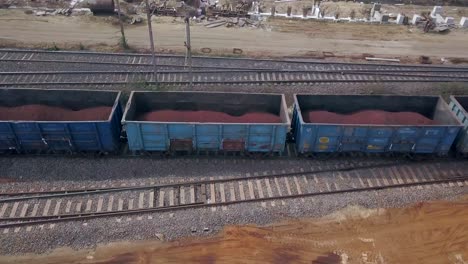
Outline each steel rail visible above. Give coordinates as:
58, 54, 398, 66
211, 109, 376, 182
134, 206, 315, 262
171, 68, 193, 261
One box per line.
0, 70, 284, 75
2, 69, 468, 75
0, 59, 277, 71
2, 48, 468, 70
3, 58, 468, 73
1, 70, 468, 87
0, 161, 402, 201
1, 174, 467, 228
0, 203, 204, 227
2, 79, 467, 87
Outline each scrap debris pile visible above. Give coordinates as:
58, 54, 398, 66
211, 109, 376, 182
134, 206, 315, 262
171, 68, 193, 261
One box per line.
28, 7, 92, 16
126, 0, 262, 27
368, 5, 468, 34
204, 17, 262, 28
7, 0, 260, 26
412, 6, 460, 33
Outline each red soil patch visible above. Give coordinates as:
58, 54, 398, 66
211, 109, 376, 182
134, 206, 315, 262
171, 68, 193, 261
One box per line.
0, 105, 112, 121
137, 110, 281, 123
305, 110, 437, 125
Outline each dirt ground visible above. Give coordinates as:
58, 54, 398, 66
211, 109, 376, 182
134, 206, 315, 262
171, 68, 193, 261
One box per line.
2, 195, 468, 264
1, 9, 468, 61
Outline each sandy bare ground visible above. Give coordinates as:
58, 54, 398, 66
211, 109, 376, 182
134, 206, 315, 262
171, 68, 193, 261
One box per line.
1, 196, 467, 264
1, 10, 468, 59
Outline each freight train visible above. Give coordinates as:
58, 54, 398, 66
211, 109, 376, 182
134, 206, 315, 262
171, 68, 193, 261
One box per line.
0, 88, 467, 159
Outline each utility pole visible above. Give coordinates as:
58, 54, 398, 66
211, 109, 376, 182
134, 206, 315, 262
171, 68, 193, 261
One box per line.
114, 0, 127, 49
144, 0, 158, 83
184, 16, 193, 87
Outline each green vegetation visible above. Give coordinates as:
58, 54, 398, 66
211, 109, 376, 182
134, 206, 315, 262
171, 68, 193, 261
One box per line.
119, 35, 129, 50
47, 43, 60, 51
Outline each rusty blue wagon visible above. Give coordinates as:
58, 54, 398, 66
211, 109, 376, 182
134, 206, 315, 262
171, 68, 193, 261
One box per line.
122, 91, 290, 154
0, 88, 122, 154
292, 94, 462, 157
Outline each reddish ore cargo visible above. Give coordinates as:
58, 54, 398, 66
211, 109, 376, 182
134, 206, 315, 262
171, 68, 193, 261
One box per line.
304, 110, 438, 125
137, 110, 281, 123
0, 105, 112, 121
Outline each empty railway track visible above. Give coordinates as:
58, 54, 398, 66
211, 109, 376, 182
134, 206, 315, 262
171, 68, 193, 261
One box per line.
3, 49, 468, 71
2, 49, 468, 86
1, 69, 468, 87
1, 160, 466, 230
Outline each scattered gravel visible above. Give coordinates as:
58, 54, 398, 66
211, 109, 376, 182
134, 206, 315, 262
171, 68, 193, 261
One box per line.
0, 155, 401, 191
1, 82, 462, 108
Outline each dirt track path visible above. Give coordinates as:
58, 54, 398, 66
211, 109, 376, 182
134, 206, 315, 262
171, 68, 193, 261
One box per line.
1, 10, 468, 58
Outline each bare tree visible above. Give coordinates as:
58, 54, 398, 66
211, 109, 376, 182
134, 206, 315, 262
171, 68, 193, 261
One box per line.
144, 0, 158, 82
350, 9, 356, 19
114, 0, 128, 49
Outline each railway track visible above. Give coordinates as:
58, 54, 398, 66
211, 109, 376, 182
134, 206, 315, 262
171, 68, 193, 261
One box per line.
2, 49, 468, 71
2, 49, 468, 85
2, 49, 468, 86
1, 69, 467, 87
1, 160, 466, 231
4, 58, 468, 74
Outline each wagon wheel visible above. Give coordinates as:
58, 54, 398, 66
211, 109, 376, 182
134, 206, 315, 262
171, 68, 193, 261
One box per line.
0, 149, 15, 155
146, 151, 164, 158
142, 151, 154, 157
99, 151, 110, 157
311, 152, 336, 160
347, 151, 359, 158
77, 151, 89, 157
404, 153, 433, 162
455, 151, 468, 159
162, 151, 174, 158
404, 153, 419, 161
286, 132, 295, 143
246, 152, 265, 159
389, 152, 406, 160
299, 152, 314, 158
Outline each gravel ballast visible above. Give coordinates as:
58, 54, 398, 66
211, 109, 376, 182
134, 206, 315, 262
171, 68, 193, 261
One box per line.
0, 185, 466, 255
